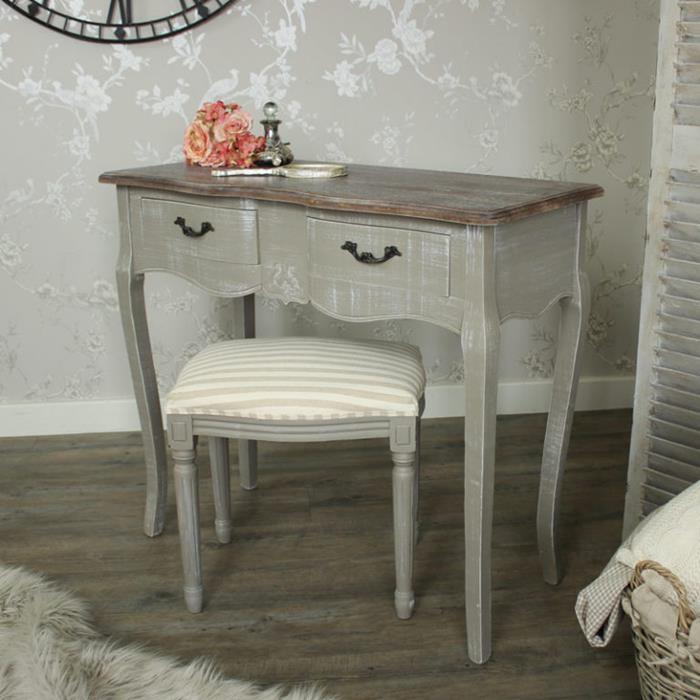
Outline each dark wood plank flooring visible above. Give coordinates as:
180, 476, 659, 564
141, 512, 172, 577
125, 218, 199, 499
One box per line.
0, 410, 638, 699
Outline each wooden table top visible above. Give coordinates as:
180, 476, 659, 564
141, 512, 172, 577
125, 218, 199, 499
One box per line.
100, 162, 603, 226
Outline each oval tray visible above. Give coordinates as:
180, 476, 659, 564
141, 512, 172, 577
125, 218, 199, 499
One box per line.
211, 162, 347, 179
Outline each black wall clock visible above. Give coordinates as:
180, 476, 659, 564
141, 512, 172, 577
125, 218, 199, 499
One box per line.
1, 0, 236, 43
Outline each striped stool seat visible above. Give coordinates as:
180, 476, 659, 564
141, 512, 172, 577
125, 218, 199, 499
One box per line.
166, 337, 426, 421
165, 336, 426, 620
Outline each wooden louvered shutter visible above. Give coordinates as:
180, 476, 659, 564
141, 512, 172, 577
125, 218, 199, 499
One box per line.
624, 0, 700, 535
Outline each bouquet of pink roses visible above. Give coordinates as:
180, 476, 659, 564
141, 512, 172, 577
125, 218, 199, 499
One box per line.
183, 101, 266, 169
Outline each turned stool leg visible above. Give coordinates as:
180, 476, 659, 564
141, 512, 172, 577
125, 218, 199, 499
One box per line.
173, 446, 203, 613
392, 450, 416, 620
234, 295, 259, 492
209, 437, 232, 544
414, 417, 421, 545
238, 440, 258, 491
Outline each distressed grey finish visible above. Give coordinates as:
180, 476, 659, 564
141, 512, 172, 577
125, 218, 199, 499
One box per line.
108, 163, 598, 663
168, 413, 202, 613
115, 187, 168, 537
139, 196, 260, 266
537, 205, 590, 585
392, 450, 417, 620
461, 224, 500, 665
414, 419, 421, 545
306, 211, 467, 330
172, 447, 202, 614
624, 0, 700, 534
129, 188, 262, 297
166, 411, 421, 620
232, 294, 258, 491
208, 436, 231, 544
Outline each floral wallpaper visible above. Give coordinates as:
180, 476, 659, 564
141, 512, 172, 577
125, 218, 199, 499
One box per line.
0, 0, 659, 406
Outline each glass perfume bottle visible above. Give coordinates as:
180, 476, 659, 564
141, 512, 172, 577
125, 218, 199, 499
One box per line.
254, 101, 294, 167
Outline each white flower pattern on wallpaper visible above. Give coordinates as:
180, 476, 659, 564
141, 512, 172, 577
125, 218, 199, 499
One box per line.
323, 1, 551, 169
0, 39, 144, 399
530, 14, 654, 376
0, 1, 658, 404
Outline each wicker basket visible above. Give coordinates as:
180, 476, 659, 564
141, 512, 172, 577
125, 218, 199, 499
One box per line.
627, 560, 700, 699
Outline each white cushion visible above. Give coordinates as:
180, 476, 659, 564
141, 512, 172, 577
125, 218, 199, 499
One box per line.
165, 337, 426, 421
615, 480, 700, 613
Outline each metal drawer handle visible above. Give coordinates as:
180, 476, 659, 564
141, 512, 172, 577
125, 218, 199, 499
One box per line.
174, 216, 214, 238
340, 240, 402, 264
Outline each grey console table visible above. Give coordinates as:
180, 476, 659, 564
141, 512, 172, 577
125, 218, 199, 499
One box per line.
100, 162, 603, 664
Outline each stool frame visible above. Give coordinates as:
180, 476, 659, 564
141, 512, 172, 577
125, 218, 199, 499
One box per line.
167, 398, 424, 620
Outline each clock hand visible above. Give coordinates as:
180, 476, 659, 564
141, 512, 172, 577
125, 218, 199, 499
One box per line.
106, 0, 131, 26
106, 0, 132, 39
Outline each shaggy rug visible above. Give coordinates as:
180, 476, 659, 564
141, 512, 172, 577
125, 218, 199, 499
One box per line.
0, 564, 335, 700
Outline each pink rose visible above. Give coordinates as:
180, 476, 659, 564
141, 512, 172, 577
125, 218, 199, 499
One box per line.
236, 132, 266, 160
213, 108, 253, 142
183, 121, 212, 165
200, 100, 227, 123
200, 141, 232, 168
185, 100, 263, 169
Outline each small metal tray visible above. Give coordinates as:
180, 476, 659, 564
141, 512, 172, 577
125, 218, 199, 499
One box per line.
211, 162, 347, 179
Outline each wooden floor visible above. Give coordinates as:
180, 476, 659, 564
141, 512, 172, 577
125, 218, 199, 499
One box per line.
0, 410, 639, 699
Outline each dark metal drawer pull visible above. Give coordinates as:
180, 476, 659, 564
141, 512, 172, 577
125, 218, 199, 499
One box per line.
174, 216, 214, 238
340, 240, 402, 264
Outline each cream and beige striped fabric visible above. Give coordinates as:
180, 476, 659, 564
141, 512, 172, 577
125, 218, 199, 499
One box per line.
165, 337, 426, 421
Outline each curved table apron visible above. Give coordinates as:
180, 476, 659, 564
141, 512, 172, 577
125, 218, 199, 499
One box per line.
101, 162, 603, 665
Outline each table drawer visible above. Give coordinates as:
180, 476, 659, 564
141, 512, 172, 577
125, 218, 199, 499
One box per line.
137, 197, 258, 266
308, 214, 451, 318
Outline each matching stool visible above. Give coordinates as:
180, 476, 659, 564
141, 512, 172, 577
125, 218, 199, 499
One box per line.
165, 337, 426, 619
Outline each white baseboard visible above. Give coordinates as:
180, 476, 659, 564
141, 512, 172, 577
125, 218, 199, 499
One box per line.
423, 375, 635, 419
0, 375, 635, 438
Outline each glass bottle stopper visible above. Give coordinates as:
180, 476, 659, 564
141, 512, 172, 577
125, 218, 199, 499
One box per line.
263, 101, 279, 120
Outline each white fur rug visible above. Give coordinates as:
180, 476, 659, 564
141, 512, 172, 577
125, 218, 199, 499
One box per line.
0, 564, 335, 700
